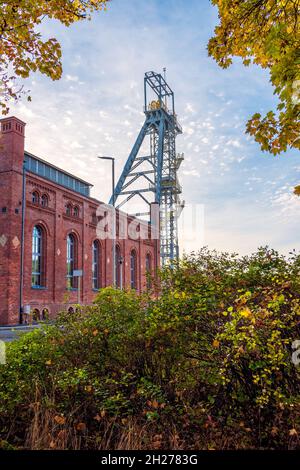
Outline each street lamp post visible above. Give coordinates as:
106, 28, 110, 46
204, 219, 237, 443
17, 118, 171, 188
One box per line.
19, 159, 26, 324
98, 156, 116, 287
119, 256, 124, 290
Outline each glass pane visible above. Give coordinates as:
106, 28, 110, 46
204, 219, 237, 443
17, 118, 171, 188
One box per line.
31, 226, 43, 287
45, 165, 51, 179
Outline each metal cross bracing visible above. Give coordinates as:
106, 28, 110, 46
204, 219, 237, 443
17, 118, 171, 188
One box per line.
110, 71, 184, 266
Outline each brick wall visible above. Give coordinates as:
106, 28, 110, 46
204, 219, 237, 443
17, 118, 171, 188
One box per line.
0, 117, 159, 325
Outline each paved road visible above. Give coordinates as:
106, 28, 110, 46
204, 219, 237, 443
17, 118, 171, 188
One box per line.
0, 325, 41, 342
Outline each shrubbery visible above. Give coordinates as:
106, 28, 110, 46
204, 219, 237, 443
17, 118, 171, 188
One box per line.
1, 247, 300, 449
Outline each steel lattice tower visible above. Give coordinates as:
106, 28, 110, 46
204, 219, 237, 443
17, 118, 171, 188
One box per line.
110, 71, 184, 265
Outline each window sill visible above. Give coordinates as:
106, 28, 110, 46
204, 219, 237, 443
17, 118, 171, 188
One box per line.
66, 288, 78, 291
31, 286, 47, 290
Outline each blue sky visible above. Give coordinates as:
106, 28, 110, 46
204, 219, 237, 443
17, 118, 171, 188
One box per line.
10, 0, 300, 255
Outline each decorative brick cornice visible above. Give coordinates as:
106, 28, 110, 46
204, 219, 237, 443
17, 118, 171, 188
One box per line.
62, 213, 83, 224
63, 194, 83, 206
27, 179, 55, 195
27, 201, 55, 215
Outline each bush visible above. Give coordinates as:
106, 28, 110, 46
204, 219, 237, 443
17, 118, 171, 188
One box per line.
1, 248, 300, 449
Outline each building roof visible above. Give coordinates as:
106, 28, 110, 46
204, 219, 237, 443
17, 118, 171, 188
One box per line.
24, 151, 93, 197
24, 151, 93, 186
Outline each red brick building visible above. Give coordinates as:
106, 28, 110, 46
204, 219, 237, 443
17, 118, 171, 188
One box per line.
0, 116, 159, 326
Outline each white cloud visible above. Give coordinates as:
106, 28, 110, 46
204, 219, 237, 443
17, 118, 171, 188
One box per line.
184, 126, 195, 136
65, 74, 79, 82
64, 116, 72, 126
226, 138, 242, 148
70, 141, 84, 149
185, 103, 196, 114
182, 168, 200, 177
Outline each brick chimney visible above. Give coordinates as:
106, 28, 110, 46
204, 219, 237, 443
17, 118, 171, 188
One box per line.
0, 116, 26, 173
0, 116, 26, 325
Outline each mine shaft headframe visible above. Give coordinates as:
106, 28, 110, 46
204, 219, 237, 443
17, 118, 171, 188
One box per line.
109, 70, 183, 265
144, 71, 175, 116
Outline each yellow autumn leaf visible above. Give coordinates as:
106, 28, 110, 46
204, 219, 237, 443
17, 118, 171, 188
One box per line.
240, 308, 251, 318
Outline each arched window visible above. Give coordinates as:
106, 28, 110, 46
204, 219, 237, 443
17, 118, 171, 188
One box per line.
146, 253, 152, 289
42, 308, 49, 321
92, 240, 100, 290
66, 234, 77, 288
115, 245, 121, 288
91, 212, 97, 225
32, 308, 40, 323
41, 194, 48, 207
32, 191, 39, 205
66, 203, 72, 217
73, 206, 79, 218
130, 250, 137, 290
32, 225, 44, 287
